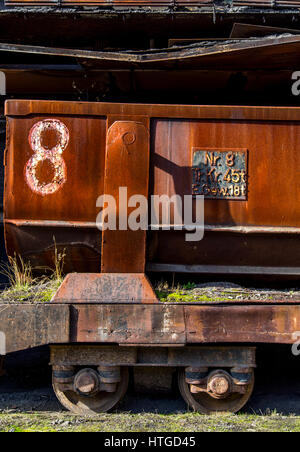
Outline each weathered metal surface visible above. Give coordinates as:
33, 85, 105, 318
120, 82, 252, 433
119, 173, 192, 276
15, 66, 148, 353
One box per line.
50, 345, 137, 366
151, 115, 300, 228
0, 304, 69, 354
50, 344, 255, 367
147, 263, 300, 276
5, 0, 211, 5
102, 119, 149, 273
5, 114, 106, 221
8, 100, 300, 119
52, 273, 158, 304
71, 304, 186, 344
70, 303, 300, 345
4, 111, 106, 273
1, 301, 300, 354
229, 23, 300, 38
6, 101, 300, 276
2, 0, 300, 8
150, 108, 300, 271
184, 305, 300, 344
192, 149, 247, 200
233, 0, 300, 6
2, 36, 300, 70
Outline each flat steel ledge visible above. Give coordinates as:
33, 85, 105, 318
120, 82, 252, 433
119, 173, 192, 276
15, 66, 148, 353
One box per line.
1, 5, 300, 13
5, 219, 98, 228
147, 263, 300, 275
3, 298, 300, 305
2, 302, 300, 353
6, 219, 300, 235
7, 100, 300, 121
1, 302, 300, 352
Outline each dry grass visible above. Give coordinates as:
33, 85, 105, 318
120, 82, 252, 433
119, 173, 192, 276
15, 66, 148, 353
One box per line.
0, 240, 65, 303
52, 238, 66, 285
0, 254, 34, 292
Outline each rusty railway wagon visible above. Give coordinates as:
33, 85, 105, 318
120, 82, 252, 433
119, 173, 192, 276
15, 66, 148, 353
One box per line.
1, 99, 300, 414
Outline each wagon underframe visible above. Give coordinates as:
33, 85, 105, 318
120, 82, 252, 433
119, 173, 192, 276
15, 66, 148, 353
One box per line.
0, 299, 299, 353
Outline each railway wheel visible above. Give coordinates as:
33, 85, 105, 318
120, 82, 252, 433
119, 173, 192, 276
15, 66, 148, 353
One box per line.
52, 365, 129, 415
178, 367, 254, 414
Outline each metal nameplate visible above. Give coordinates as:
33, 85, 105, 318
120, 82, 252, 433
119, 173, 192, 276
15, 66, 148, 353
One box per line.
192, 149, 248, 200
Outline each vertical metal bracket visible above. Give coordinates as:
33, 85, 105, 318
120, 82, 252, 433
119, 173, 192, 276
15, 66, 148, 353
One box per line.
101, 119, 150, 273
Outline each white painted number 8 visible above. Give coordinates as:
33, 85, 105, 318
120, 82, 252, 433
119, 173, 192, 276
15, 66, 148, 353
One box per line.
25, 119, 69, 195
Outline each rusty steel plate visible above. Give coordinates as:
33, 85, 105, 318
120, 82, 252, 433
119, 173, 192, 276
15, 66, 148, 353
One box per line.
1, 301, 300, 353
0, 304, 69, 354
6, 101, 300, 276
184, 304, 300, 344
5, 0, 212, 6
52, 273, 158, 304
102, 119, 150, 273
71, 304, 186, 345
192, 149, 247, 200
69, 303, 300, 345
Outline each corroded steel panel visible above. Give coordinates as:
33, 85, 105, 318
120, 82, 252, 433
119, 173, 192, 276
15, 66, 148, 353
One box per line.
52, 273, 158, 304
6, 101, 300, 276
152, 117, 300, 227
7, 100, 300, 120
185, 305, 300, 344
70, 303, 300, 345
5, 0, 212, 5
72, 304, 186, 344
5, 115, 106, 221
0, 304, 69, 354
102, 119, 150, 273
4, 113, 106, 272
1, 302, 300, 353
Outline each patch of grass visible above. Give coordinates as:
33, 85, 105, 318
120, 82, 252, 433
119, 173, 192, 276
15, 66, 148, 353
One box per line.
183, 282, 196, 290
155, 281, 290, 304
0, 412, 300, 432
52, 238, 66, 285
0, 240, 65, 303
0, 275, 61, 304
156, 290, 224, 303
155, 282, 229, 304
0, 254, 35, 292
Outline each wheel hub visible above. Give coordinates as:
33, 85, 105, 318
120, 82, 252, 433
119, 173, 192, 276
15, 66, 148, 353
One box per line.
74, 368, 100, 397
207, 371, 231, 399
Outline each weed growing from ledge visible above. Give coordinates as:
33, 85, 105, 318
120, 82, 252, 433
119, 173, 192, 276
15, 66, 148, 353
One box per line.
0, 240, 65, 303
